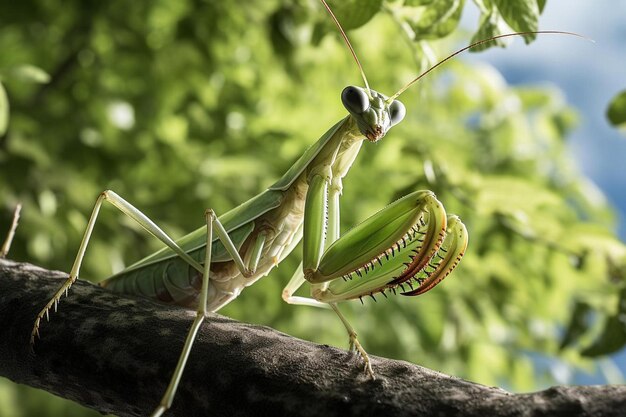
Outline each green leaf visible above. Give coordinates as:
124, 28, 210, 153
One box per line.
582, 288, 626, 357
606, 90, 626, 128
473, 0, 493, 12
470, 12, 507, 52
0, 82, 8, 136
403, 0, 465, 40
326, 0, 382, 30
559, 300, 592, 350
493, 0, 539, 43
475, 177, 563, 215
582, 314, 626, 357
1, 64, 51, 84
537, 0, 547, 13
404, 0, 436, 5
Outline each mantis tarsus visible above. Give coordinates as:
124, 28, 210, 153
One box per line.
27, 1, 584, 415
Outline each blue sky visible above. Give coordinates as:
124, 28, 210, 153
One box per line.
463, 1, 626, 238
463, 0, 626, 385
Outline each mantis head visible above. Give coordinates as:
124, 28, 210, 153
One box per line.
341, 86, 406, 142
321, 0, 586, 145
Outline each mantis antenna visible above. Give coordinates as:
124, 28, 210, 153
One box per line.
388, 31, 592, 102
320, 0, 372, 98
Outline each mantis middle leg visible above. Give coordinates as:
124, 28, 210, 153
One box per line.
152, 209, 268, 417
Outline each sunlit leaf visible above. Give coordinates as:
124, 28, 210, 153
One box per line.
475, 177, 563, 215
493, 0, 539, 43
470, 12, 507, 52
537, 0, 547, 13
326, 0, 382, 30
401, 0, 465, 40
404, 0, 436, 5
581, 313, 626, 357
582, 289, 626, 357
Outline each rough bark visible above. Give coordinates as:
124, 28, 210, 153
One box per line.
0, 259, 624, 417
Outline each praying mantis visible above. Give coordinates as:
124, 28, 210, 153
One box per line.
25, 1, 584, 416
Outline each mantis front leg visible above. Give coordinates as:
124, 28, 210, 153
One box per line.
283, 169, 375, 372
294, 170, 468, 377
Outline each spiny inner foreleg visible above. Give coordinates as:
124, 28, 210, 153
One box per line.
302, 190, 467, 377
321, 213, 468, 302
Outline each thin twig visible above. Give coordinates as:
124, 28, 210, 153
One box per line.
1, 203, 22, 258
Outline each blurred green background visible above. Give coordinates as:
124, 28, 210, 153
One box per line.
1, 0, 626, 416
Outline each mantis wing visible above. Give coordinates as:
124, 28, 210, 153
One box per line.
117, 189, 284, 274
117, 116, 348, 274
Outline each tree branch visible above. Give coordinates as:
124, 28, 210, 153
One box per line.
0, 259, 624, 417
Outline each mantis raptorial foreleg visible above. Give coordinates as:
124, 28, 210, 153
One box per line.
281, 172, 342, 309
282, 169, 380, 376
286, 187, 468, 377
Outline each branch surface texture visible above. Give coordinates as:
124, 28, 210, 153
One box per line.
1, 259, 625, 417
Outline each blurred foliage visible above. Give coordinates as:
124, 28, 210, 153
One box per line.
607, 89, 626, 129
1, 0, 626, 415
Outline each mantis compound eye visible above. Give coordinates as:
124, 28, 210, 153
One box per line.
341, 86, 369, 114
389, 100, 406, 127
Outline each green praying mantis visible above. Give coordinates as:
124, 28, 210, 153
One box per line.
24, 1, 584, 416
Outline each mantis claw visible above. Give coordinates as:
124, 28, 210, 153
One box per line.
343, 327, 374, 379
31, 277, 77, 346
349, 333, 374, 379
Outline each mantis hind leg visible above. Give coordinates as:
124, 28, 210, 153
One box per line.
30, 190, 206, 345
29, 190, 263, 415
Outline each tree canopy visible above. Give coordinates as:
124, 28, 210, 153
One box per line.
1, 1, 625, 415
